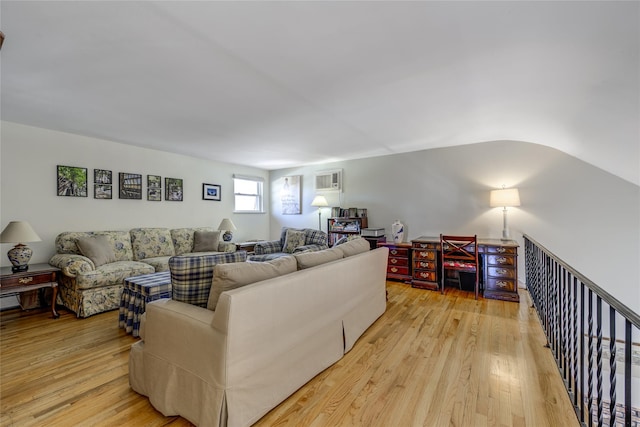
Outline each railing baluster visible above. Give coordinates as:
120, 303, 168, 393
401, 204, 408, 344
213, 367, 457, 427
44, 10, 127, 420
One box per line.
624, 320, 631, 427
597, 296, 603, 427
588, 289, 594, 427
609, 307, 616, 427
523, 235, 639, 427
572, 274, 578, 407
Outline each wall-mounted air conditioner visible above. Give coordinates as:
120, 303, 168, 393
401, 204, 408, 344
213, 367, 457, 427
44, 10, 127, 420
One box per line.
315, 169, 342, 192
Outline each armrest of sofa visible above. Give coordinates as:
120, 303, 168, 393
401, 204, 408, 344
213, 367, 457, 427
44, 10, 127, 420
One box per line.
49, 253, 95, 277
141, 299, 225, 382
253, 240, 283, 255
293, 243, 329, 253
217, 241, 237, 253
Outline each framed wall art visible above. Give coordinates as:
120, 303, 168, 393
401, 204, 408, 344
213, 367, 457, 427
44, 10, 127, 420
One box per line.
147, 175, 161, 201
57, 165, 88, 197
165, 177, 183, 201
119, 172, 142, 199
202, 183, 221, 201
94, 169, 112, 199
279, 175, 301, 214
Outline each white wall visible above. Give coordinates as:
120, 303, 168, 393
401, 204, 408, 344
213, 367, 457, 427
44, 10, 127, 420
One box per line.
269, 141, 640, 314
2, 123, 638, 315
0, 121, 270, 266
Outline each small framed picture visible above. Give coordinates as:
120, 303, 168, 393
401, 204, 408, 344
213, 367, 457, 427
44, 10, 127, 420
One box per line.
94, 169, 112, 199
165, 177, 183, 201
94, 184, 112, 199
119, 172, 142, 199
147, 175, 161, 201
202, 183, 221, 201
57, 165, 88, 197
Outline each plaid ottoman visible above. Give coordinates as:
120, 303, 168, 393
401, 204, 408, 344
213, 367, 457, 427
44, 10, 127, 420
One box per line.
118, 271, 171, 337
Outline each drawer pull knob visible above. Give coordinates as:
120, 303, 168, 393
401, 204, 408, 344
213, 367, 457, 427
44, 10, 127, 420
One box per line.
497, 281, 508, 288
391, 259, 398, 264
496, 257, 508, 264
497, 247, 507, 253
391, 250, 398, 255
390, 267, 398, 273
19, 277, 33, 284
419, 251, 428, 257
496, 269, 508, 275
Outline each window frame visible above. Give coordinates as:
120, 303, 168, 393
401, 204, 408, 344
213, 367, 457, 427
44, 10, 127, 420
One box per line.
232, 174, 265, 214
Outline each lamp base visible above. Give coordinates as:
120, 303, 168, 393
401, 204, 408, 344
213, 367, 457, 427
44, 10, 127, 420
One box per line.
8, 243, 33, 273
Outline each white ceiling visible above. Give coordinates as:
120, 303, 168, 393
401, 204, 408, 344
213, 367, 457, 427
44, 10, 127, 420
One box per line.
1, 1, 638, 184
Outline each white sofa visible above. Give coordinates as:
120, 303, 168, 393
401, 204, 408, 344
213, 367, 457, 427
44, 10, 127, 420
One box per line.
129, 243, 389, 427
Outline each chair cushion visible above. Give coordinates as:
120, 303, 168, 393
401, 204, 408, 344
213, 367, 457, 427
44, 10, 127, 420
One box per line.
207, 256, 296, 310
283, 229, 306, 253
293, 247, 343, 269
193, 230, 221, 252
443, 260, 477, 270
75, 236, 116, 267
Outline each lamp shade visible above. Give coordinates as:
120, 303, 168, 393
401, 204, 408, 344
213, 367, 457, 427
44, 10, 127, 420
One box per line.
217, 218, 237, 231
310, 195, 329, 207
0, 221, 42, 243
489, 188, 521, 208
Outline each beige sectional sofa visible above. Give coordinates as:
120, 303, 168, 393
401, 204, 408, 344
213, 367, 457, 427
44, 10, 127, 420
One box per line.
129, 238, 389, 427
49, 227, 236, 318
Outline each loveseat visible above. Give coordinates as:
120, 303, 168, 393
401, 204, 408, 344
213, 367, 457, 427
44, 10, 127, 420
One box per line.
248, 227, 328, 261
129, 238, 388, 427
49, 227, 236, 318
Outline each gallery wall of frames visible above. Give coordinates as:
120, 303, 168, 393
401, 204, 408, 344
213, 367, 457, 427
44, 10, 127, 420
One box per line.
56, 165, 218, 202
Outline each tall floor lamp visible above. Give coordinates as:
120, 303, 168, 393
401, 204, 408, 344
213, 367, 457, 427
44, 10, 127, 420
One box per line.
489, 186, 521, 240
310, 195, 329, 230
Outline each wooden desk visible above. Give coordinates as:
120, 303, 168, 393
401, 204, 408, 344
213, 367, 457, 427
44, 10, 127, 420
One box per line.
0, 263, 60, 318
410, 236, 519, 302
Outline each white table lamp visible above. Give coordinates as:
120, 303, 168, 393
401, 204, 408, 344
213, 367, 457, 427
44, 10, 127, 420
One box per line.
490, 186, 521, 240
310, 195, 329, 230
0, 221, 42, 272
218, 218, 237, 242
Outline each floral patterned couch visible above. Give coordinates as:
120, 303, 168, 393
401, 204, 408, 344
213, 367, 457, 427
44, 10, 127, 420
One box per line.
49, 227, 237, 318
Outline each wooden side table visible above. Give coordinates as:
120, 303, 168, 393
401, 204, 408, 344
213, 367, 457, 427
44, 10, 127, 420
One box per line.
237, 241, 263, 255
0, 263, 60, 318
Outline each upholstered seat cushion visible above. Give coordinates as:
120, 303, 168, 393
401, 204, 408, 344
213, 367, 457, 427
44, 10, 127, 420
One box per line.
75, 261, 155, 290
443, 260, 476, 270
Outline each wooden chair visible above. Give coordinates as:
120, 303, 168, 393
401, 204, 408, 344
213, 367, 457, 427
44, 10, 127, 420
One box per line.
440, 234, 479, 299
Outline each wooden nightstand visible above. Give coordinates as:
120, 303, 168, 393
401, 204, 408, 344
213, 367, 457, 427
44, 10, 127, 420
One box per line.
0, 263, 60, 318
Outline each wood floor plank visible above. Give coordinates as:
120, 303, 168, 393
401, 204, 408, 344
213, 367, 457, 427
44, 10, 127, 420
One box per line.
1, 282, 578, 426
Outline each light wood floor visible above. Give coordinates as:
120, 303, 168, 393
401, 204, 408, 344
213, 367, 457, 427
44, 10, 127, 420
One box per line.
0, 282, 578, 427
